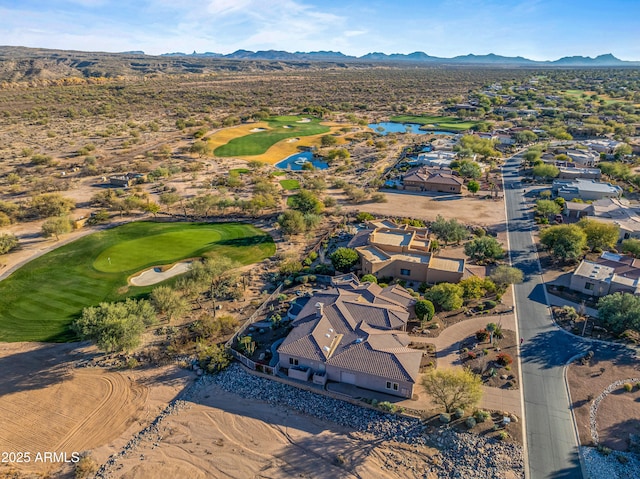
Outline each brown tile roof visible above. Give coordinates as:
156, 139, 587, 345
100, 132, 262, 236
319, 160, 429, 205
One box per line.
277, 282, 421, 383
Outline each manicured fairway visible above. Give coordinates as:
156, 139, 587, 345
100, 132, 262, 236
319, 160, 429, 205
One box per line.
0, 222, 275, 342
389, 115, 481, 131
214, 116, 330, 157
279, 179, 300, 191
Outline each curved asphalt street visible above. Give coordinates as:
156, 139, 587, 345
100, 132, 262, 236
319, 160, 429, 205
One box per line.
503, 153, 586, 479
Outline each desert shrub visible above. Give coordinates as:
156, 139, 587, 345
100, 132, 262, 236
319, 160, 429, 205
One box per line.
496, 353, 513, 366
453, 408, 464, 419
474, 410, 490, 423
371, 398, 378, 407
465, 417, 477, 429
484, 300, 497, 310
475, 329, 489, 342
378, 401, 397, 413
498, 431, 509, 440
597, 444, 612, 456
623, 382, 633, 392
439, 413, 451, 424
467, 351, 477, 360
74, 453, 97, 478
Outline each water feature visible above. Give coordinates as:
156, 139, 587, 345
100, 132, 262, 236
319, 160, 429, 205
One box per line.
368, 122, 454, 136
275, 150, 329, 170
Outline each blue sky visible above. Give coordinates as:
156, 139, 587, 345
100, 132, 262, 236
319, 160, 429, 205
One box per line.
0, 0, 639, 60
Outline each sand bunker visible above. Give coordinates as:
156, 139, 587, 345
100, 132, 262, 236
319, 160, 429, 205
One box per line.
283, 125, 292, 128
249, 127, 267, 132
296, 118, 311, 123
286, 137, 300, 143
130, 261, 192, 286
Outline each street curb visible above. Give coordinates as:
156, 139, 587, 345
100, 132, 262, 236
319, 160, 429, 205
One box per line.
501, 159, 530, 479
564, 352, 591, 479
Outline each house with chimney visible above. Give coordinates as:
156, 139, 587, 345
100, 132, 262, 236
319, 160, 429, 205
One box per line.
277, 279, 422, 398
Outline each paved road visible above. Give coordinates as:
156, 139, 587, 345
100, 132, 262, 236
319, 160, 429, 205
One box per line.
502, 154, 586, 479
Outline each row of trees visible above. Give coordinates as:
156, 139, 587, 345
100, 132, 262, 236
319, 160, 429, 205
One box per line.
539, 218, 620, 262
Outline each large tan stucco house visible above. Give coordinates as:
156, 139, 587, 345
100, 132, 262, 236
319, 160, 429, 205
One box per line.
277, 279, 422, 398
349, 221, 465, 284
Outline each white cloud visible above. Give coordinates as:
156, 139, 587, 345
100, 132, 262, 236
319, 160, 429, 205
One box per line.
344, 30, 367, 37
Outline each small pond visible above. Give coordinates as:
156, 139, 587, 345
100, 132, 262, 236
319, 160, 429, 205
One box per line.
368, 122, 454, 136
276, 151, 329, 170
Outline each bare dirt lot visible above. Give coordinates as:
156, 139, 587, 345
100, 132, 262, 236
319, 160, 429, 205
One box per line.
342, 191, 506, 229
567, 352, 640, 450
0, 342, 192, 478
107, 384, 439, 479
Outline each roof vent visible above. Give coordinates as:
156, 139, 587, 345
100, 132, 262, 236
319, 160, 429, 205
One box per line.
323, 346, 330, 352
355, 338, 363, 344
328, 328, 334, 333
325, 333, 331, 338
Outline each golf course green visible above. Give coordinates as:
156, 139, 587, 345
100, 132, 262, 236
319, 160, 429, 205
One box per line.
214, 116, 330, 157
389, 114, 481, 131
0, 221, 275, 342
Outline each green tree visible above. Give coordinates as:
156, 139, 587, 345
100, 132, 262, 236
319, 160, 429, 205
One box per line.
532, 164, 559, 179
421, 368, 483, 413
41, 216, 73, 240
430, 215, 469, 245
72, 299, 157, 352
539, 224, 587, 262
577, 218, 619, 252
614, 143, 632, 157
330, 247, 360, 272
490, 265, 524, 287
289, 190, 324, 214
320, 135, 338, 147
0, 233, 19, 255
458, 276, 496, 300
28, 193, 75, 219
463, 236, 504, 264
467, 180, 480, 195
150, 286, 189, 322
425, 283, 464, 311
597, 292, 640, 334
523, 148, 542, 165
515, 130, 538, 144
277, 210, 306, 235
458, 161, 482, 180
622, 238, 640, 258
536, 199, 562, 219
361, 274, 378, 283
189, 140, 212, 157
415, 299, 435, 323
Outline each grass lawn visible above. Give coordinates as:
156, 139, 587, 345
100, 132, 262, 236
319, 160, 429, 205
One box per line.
214, 116, 330, 157
389, 115, 481, 131
279, 179, 300, 190
230, 168, 250, 175
0, 222, 274, 342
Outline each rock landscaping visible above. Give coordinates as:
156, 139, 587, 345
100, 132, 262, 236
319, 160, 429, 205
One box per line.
208, 364, 524, 478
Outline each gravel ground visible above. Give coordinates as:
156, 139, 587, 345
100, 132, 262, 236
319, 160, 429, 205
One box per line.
582, 446, 640, 479
205, 364, 524, 479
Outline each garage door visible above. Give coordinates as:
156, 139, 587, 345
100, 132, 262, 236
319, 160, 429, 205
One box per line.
340, 371, 356, 384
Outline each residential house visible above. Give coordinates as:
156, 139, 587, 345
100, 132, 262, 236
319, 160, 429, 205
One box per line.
570, 252, 640, 297
564, 198, 640, 242
558, 166, 602, 180
416, 150, 458, 168
552, 179, 622, 201
403, 166, 464, 194
109, 172, 146, 187
349, 221, 465, 284
582, 139, 623, 154
277, 280, 422, 398
564, 149, 600, 167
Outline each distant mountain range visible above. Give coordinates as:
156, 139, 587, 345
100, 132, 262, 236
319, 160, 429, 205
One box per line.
159, 50, 640, 66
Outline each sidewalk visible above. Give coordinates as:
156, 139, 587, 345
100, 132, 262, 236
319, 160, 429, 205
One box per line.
410, 314, 522, 416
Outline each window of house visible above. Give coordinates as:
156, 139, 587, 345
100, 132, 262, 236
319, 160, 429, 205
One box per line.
400, 269, 411, 276
585, 282, 594, 291
386, 381, 399, 390
289, 358, 299, 366
624, 233, 631, 239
